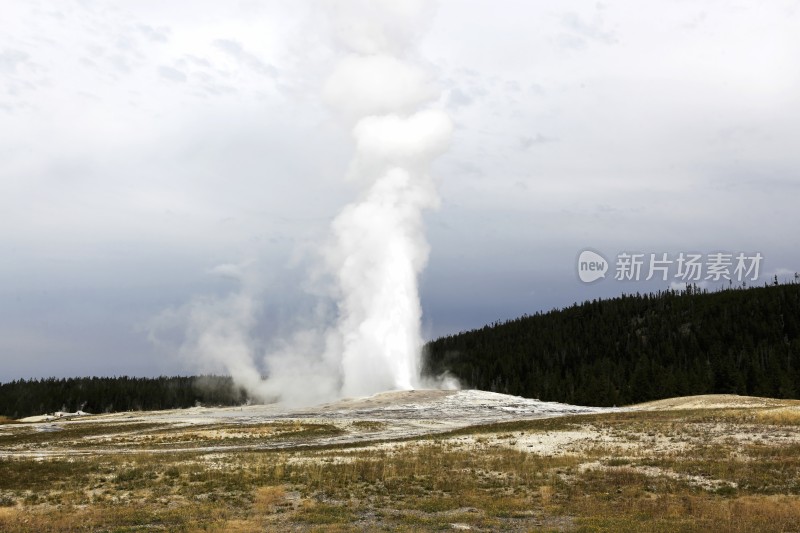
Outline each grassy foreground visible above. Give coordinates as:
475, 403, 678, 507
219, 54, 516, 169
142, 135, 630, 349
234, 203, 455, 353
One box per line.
1, 406, 799, 531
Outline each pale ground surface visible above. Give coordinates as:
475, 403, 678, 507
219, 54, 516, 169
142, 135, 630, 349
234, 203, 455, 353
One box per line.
3, 390, 799, 463
631, 394, 800, 410
1, 389, 611, 457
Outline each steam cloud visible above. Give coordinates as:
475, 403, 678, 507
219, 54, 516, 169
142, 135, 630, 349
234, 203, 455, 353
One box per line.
148, 0, 455, 405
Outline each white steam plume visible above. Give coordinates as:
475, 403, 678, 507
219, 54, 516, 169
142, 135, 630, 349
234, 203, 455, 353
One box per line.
148, 1, 455, 405
316, 1, 452, 398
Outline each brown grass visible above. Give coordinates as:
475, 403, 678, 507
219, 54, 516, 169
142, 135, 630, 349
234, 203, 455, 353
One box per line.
1, 405, 799, 531
754, 407, 800, 425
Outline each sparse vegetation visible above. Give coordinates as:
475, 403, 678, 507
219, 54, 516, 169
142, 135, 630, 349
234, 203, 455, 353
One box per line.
1, 402, 800, 531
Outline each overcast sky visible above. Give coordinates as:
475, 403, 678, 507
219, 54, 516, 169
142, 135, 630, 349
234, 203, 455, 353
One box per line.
2, 0, 799, 381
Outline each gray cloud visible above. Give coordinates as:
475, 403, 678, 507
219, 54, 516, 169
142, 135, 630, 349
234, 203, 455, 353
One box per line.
108, 54, 132, 73
0, 48, 30, 73
213, 39, 277, 77
0, 0, 798, 382
518, 134, 556, 150
137, 23, 170, 43
158, 65, 187, 82
560, 12, 617, 45
446, 87, 472, 108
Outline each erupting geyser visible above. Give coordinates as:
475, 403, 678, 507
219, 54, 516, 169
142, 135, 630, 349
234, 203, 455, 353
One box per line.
328, 119, 451, 396
320, 2, 452, 397
151, 1, 453, 405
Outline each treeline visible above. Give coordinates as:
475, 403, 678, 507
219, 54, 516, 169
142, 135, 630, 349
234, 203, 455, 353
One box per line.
0, 375, 249, 419
4, 284, 799, 417
423, 283, 800, 406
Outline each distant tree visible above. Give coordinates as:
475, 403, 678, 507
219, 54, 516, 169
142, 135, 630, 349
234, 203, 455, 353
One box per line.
0, 375, 249, 419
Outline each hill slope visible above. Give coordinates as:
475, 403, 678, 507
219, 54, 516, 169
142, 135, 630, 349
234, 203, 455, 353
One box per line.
423, 284, 800, 406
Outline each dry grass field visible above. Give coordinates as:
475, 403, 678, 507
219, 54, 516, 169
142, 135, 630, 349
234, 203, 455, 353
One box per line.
1, 391, 799, 532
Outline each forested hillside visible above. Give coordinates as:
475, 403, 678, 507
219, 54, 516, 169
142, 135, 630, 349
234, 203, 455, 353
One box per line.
0, 375, 248, 419
3, 284, 799, 418
423, 283, 800, 406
